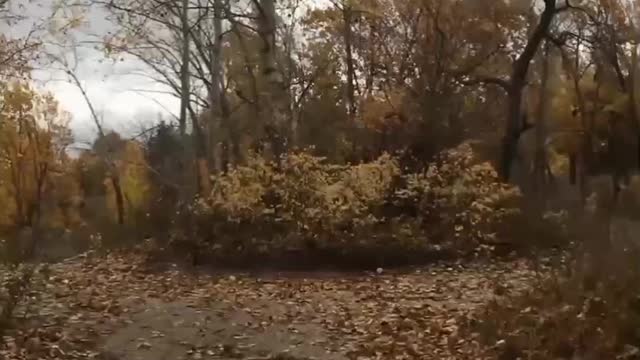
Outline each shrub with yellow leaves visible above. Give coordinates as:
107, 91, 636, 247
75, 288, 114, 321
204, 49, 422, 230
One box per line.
191, 151, 408, 258
395, 142, 522, 249
182, 144, 524, 265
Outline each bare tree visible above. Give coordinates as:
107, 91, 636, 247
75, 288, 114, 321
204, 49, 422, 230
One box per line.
100, 0, 219, 194
499, 0, 567, 182
46, 38, 126, 225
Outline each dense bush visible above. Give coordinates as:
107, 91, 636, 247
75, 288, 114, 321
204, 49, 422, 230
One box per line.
164, 143, 528, 266
185, 152, 410, 261
395, 142, 523, 249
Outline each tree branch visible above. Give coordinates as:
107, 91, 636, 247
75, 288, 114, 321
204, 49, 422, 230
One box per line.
458, 76, 510, 92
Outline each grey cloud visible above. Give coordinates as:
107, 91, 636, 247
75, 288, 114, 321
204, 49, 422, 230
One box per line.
7, 1, 178, 143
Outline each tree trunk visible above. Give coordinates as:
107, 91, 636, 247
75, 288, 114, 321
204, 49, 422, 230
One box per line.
111, 175, 125, 225
179, 0, 209, 195
630, 0, 640, 170
342, 3, 357, 122
284, 19, 298, 148
533, 41, 551, 197
256, 0, 288, 161
629, 43, 639, 169
179, 0, 191, 138
501, 0, 557, 181
209, 0, 226, 173
26, 163, 48, 258
562, 37, 590, 203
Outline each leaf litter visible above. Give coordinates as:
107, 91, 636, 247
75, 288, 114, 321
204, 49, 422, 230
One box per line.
0, 251, 541, 359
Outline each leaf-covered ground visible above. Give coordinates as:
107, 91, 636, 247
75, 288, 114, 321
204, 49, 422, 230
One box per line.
1, 252, 542, 360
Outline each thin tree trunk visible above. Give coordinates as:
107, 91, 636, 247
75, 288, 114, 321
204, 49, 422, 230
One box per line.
342, 4, 357, 121
630, 0, 640, 169
232, 23, 260, 163
629, 43, 639, 169
365, 21, 375, 97
179, 0, 191, 138
209, 0, 225, 173
26, 160, 48, 258
557, 38, 588, 194
111, 176, 125, 225
533, 41, 551, 203
180, 0, 209, 195
284, 20, 298, 148
567, 37, 591, 205
65, 45, 126, 225
256, 0, 288, 161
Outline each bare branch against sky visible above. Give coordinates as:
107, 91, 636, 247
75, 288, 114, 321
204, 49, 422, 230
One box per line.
0, 0, 180, 143
1, 0, 327, 144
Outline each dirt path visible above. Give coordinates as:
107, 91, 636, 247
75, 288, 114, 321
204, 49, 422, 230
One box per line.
2, 252, 543, 360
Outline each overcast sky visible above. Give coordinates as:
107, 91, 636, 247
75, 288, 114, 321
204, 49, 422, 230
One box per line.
1, 1, 180, 146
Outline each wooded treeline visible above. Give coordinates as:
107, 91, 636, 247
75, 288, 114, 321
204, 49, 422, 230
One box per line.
97, 0, 640, 194
0, 0, 638, 264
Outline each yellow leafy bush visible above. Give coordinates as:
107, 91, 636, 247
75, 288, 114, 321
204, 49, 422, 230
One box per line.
323, 153, 399, 221
395, 142, 522, 248
185, 144, 523, 262
193, 151, 403, 255
197, 154, 273, 220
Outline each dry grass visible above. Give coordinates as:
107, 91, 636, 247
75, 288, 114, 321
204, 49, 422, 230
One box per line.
465, 218, 640, 360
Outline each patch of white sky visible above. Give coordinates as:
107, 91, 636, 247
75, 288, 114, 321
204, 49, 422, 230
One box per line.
1, 0, 180, 147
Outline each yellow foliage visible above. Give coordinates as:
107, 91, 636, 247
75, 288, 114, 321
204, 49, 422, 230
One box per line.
195, 144, 519, 253
202, 151, 398, 227
119, 141, 151, 211
360, 90, 406, 133
0, 82, 72, 227
102, 140, 152, 224
0, 186, 16, 228
330, 153, 399, 207
191, 150, 403, 253
398, 142, 522, 245
201, 154, 272, 219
